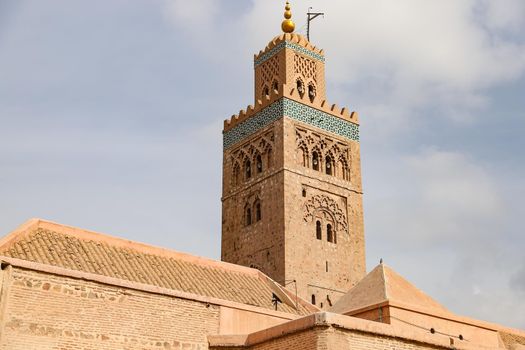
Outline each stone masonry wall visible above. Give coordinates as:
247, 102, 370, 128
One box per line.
210, 328, 324, 350
282, 117, 366, 307
254, 40, 326, 106
221, 120, 286, 284
221, 114, 366, 303
211, 326, 458, 350
327, 327, 447, 350
0, 266, 220, 350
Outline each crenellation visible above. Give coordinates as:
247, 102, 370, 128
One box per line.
253, 34, 324, 65
224, 91, 358, 134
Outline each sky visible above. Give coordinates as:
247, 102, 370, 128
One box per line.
0, 0, 524, 329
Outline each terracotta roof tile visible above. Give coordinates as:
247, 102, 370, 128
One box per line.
0, 220, 311, 315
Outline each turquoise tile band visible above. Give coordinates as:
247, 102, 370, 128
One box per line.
223, 98, 359, 149
254, 41, 325, 67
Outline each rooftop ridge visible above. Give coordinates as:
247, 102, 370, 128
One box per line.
0, 218, 261, 278
329, 264, 450, 317
380, 263, 389, 300
253, 33, 324, 66
223, 87, 358, 133
381, 264, 449, 313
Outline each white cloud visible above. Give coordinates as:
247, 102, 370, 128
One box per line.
511, 262, 525, 294
364, 148, 524, 327
406, 150, 501, 219
166, 0, 525, 131
368, 149, 504, 243
478, 0, 525, 32
163, 0, 218, 32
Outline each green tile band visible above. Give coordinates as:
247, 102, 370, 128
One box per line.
254, 41, 325, 67
223, 98, 359, 149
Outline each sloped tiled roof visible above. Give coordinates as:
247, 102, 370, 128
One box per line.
0, 219, 312, 315
499, 330, 525, 349
329, 263, 449, 315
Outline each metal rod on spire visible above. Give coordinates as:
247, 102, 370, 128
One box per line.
307, 7, 324, 41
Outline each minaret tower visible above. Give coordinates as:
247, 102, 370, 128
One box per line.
221, 2, 365, 308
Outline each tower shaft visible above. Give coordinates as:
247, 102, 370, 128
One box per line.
221, 34, 365, 308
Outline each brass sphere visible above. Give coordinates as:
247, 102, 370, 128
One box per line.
281, 19, 295, 33
284, 10, 292, 19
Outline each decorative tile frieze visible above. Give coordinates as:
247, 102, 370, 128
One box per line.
254, 41, 325, 67
223, 98, 359, 149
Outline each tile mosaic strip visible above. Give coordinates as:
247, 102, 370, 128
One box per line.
223, 98, 359, 149
254, 41, 325, 67
223, 100, 284, 149
284, 99, 360, 143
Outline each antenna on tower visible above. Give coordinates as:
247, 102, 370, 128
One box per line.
307, 7, 324, 41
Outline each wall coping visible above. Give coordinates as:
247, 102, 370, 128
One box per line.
208, 312, 503, 350
345, 300, 502, 332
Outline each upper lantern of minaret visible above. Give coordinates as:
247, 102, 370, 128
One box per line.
223, 1, 359, 148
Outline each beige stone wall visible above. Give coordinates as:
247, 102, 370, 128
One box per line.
254, 44, 326, 105
210, 313, 503, 350
221, 120, 287, 284
0, 266, 220, 350
252, 328, 322, 350
327, 327, 444, 350
211, 326, 483, 350
210, 328, 323, 350
221, 116, 366, 302
224, 36, 365, 306
282, 117, 366, 306
218, 307, 292, 335
389, 307, 501, 348
211, 326, 461, 350
283, 47, 326, 103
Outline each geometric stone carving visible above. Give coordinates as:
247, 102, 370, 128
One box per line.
304, 194, 348, 234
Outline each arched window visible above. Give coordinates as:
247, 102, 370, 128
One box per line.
267, 149, 273, 169
272, 80, 279, 92
263, 86, 270, 98
311, 294, 316, 305
245, 160, 252, 179
255, 201, 262, 222
256, 154, 263, 174
316, 221, 322, 240
296, 79, 305, 97
312, 152, 319, 171
297, 147, 306, 167
327, 224, 333, 243
233, 164, 240, 186
308, 84, 316, 102
245, 207, 252, 226
337, 160, 345, 180
326, 156, 332, 175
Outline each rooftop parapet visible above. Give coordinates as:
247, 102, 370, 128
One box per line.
254, 33, 325, 66
223, 84, 359, 132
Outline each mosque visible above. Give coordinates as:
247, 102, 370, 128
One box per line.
0, 2, 523, 349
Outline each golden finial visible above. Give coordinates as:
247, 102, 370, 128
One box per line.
281, 1, 295, 33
